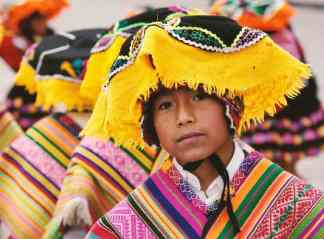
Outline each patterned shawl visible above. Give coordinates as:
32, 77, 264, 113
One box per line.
43, 137, 168, 238
0, 113, 81, 239
86, 142, 323, 239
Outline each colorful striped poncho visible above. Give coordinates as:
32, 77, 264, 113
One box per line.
0, 105, 23, 151
86, 143, 324, 239
43, 136, 168, 238
0, 113, 81, 239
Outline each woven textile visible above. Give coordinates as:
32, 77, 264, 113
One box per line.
86, 146, 323, 238
0, 113, 81, 239
0, 105, 23, 151
43, 137, 169, 238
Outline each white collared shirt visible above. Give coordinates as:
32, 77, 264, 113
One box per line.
173, 139, 244, 206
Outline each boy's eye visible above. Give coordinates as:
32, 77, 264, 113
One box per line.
158, 102, 172, 111
193, 93, 208, 101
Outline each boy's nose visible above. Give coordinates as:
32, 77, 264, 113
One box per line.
176, 104, 195, 128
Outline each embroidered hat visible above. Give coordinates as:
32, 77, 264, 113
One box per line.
2, 0, 69, 32
81, 6, 198, 104
210, 0, 295, 31
15, 28, 106, 111
83, 15, 310, 148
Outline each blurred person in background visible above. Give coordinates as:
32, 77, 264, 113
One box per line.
0, 0, 68, 130
0, 28, 106, 239
0, 20, 22, 150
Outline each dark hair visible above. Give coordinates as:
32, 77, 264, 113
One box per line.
142, 91, 160, 146
19, 11, 53, 42
141, 87, 235, 146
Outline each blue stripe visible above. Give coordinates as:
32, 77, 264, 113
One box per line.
145, 177, 201, 239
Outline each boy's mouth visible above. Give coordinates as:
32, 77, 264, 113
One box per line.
176, 132, 205, 144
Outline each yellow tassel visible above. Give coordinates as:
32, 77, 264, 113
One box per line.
15, 61, 38, 94
81, 91, 110, 138
80, 36, 126, 104
35, 79, 92, 112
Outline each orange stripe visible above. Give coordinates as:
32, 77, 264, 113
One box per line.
141, 143, 158, 158
46, 117, 79, 145
0, 192, 44, 238
76, 159, 125, 203
36, 118, 77, 153
138, 187, 180, 235
58, 174, 111, 214
207, 159, 272, 238
35, 125, 72, 154
242, 172, 291, 233
301, 214, 324, 239
3, 147, 59, 196
137, 187, 181, 238
0, 156, 54, 215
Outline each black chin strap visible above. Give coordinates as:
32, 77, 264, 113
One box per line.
183, 160, 204, 172
201, 155, 240, 238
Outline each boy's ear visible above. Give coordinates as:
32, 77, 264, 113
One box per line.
223, 105, 236, 137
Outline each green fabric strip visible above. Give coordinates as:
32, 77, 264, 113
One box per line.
289, 195, 324, 239
128, 194, 165, 238
219, 163, 283, 238
26, 127, 70, 168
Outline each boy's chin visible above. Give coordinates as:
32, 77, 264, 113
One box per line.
176, 149, 214, 166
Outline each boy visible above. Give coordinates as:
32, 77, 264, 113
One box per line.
84, 15, 323, 238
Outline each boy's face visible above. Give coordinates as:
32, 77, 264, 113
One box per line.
152, 88, 231, 165
31, 16, 48, 36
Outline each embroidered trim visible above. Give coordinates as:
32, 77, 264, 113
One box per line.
91, 32, 130, 54
107, 20, 266, 84
108, 27, 147, 81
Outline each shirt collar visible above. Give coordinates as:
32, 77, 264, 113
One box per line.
173, 139, 245, 205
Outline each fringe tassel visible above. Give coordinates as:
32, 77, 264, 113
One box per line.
0, 222, 11, 239
16, 61, 94, 112
15, 61, 37, 94
42, 198, 92, 239
61, 198, 92, 226
35, 79, 92, 112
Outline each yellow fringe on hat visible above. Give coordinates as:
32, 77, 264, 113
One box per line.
82, 25, 311, 148
15, 61, 92, 112
35, 79, 92, 111
15, 60, 38, 94
80, 35, 126, 104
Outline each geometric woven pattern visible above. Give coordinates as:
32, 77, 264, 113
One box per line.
251, 178, 323, 238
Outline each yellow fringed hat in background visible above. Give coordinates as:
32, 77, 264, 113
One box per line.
83, 15, 310, 148
15, 28, 106, 111
210, 0, 295, 31
81, 6, 199, 105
